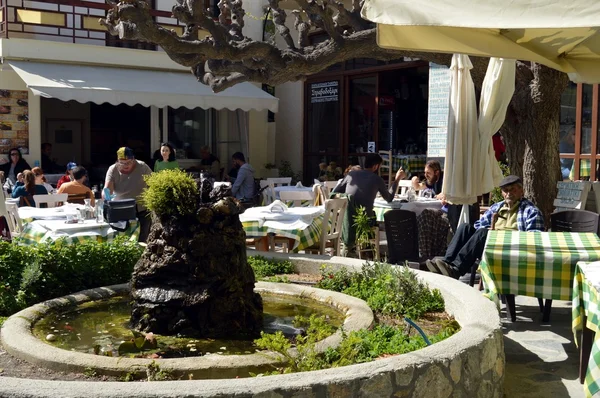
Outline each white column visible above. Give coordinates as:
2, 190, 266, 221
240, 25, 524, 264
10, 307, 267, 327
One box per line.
150, 106, 160, 156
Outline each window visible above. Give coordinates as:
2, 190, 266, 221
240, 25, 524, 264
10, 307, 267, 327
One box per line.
167, 107, 213, 159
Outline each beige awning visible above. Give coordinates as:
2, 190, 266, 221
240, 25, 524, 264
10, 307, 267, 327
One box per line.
9, 61, 279, 113
362, 0, 600, 83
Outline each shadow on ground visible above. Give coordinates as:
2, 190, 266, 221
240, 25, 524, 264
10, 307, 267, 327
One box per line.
501, 296, 583, 398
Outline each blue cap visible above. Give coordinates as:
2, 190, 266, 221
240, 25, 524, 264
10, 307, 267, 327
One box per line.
66, 162, 77, 171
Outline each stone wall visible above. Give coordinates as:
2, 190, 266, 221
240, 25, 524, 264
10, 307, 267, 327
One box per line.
0, 254, 504, 398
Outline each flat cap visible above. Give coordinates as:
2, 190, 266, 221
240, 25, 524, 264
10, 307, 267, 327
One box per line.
499, 175, 522, 188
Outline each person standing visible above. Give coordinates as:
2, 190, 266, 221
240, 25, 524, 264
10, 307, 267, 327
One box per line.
229, 152, 255, 201
57, 166, 94, 206
104, 147, 152, 242
153, 143, 179, 172
0, 148, 30, 189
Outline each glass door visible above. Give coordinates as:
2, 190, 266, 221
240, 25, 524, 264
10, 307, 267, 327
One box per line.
347, 75, 377, 167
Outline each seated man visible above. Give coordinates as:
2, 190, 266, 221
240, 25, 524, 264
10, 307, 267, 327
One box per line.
229, 152, 255, 201
199, 145, 221, 179
427, 175, 544, 278
57, 166, 95, 206
398, 159, 444, 198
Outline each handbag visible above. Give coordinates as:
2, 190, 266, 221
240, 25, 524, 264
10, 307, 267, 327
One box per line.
103, 199, 137, 223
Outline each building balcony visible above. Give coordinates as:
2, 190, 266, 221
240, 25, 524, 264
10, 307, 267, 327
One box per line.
0, 0, 210, 50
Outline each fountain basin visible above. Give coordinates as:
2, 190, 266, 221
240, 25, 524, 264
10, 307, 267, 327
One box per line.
1, 282, 373, 379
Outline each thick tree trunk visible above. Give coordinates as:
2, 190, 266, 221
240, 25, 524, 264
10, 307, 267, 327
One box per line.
502, 64, 568, 225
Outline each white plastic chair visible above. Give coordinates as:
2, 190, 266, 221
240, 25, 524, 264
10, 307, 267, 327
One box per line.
378, 150, 393, 187
5, 203, 22, 237
323, 180, 339, 197
267, 177, 292, 187
395, 180, 414, 195
279, 190, 314, 207
33, 193, 69, 208
305, 198, 348, 256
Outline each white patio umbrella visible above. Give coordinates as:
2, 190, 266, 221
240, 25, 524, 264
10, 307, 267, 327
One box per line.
442, 54, 479, 206
361, 0, 600, 84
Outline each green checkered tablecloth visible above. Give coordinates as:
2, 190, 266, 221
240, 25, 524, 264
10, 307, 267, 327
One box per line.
242, 216, 322, 252
480, 231, 600, 302
573, 261, 600, 398
19, 219, 139, 245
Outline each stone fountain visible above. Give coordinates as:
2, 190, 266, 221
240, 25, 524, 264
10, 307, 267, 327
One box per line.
129, 172, 263, 338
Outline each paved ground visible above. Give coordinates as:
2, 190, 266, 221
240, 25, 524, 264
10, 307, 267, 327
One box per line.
502, 296, 584, 398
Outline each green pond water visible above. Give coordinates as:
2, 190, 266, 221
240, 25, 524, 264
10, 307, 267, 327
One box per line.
33, 294, 344, 358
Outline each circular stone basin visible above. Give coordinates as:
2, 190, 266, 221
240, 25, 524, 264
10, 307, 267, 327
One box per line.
1, 282, 373, 379
33, 293, 344, 358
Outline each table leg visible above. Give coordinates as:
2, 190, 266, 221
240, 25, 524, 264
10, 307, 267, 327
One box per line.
503, 294, 517, 322
541, 299, 553, 323
255, 236, 269, 251
580, 314, 593, 384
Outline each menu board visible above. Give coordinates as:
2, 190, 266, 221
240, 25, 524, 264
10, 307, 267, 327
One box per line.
310, 81, 339, 103
0, 89, 29, 155
427, 63, 451, 158
554, 181, 591, 211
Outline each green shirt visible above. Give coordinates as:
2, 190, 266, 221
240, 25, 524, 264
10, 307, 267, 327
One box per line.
495, 200, 520, 231
154, 160, 179, 172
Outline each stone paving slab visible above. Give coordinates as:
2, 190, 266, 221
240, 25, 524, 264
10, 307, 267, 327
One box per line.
503, 296, 584, 398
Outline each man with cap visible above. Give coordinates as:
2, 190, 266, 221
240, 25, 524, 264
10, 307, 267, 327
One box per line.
104, 147, 152, 242
426, 175, 544, 279
56, 162, 78, 189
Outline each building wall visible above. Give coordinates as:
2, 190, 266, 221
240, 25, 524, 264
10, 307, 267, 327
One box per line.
0, 69, 41, 166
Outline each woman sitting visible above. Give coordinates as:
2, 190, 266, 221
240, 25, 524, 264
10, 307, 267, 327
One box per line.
153, 143, 179, 172
12, 170, 47, 207
32, 167, 55, 193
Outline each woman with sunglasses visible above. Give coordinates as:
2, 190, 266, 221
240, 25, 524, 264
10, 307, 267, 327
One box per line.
0, 148, 31, 192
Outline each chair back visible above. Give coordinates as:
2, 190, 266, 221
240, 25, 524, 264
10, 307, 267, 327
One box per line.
312, 184, 327, 206
551, 209, 599, 233
5, 202, 22, 235
259, 180, 276, 205
378, 150, 393, 187
67, 192, 92, 205
266, 177, 292, 187
395, 180, 413, 195
383, 209, 420, 264
323, 180, 339, 197
33, 193, 68, 208
320, 198, 348, 256
279, 189, 314, 207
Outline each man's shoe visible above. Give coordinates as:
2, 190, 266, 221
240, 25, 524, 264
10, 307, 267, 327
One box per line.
425, 259, 441, 273
434, 258, 460, 279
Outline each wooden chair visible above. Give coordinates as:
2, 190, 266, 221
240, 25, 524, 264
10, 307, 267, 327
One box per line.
323, 180, 339, 197
305, 198, 348, 256
378, 150, 393, 187
279, 190, 314, 207
33, 194, 68, 208
266, 177, 292, 187
67, 192, 92, 204
5, 203, 23, 237
259, 180, 276, 205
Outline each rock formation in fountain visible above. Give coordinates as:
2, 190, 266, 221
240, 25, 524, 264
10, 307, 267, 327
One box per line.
129, 171, 263, 338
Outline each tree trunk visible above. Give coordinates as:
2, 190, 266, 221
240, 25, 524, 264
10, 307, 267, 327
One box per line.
502, 64, 568, 225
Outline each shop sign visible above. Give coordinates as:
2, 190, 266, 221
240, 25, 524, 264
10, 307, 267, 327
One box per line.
310, 81, 338, 103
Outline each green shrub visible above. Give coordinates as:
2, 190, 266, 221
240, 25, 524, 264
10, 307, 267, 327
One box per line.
141, 169, 198, 218
248, 255, 294, 278
0, 237, 143, 316
317, 262, 444, 319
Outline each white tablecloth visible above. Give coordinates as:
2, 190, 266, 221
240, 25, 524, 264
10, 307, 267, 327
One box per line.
374, 197, 443, 216
18, 204, 82, 221
240, 202, 324, 230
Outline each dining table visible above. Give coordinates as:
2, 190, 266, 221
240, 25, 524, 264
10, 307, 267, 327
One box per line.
17, 204, 139, 245
240, 202, 324, 252
373, 196, 444, 221
572, 261, 600, 398
480, 230, 600, 322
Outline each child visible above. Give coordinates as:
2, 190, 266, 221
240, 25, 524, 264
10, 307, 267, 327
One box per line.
318, 162, 328, 181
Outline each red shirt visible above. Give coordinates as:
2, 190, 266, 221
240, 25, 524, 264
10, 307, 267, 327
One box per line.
56, 174, 72, 189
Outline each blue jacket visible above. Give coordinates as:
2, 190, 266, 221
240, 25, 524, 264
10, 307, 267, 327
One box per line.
475, 198, 544, 232
231, 163, 255, 200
